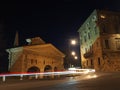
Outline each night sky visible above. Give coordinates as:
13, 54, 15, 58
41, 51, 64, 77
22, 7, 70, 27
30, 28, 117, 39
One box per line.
2, 1, 120, 50
0, 1, 120, 72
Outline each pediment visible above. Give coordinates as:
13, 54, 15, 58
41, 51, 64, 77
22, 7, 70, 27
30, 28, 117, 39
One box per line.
24, 44, 65, 58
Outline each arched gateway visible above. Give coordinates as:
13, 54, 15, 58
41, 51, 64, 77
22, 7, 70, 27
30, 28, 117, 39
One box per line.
27, 66, 40, 73
44, 65, 52, 72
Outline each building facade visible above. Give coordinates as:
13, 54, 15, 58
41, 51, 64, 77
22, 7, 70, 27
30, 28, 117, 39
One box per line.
6, 37, 65, 78
78, 10, 120, 72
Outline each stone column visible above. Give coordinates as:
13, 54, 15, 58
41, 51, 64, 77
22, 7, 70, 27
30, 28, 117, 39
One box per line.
21, 54, 25, 72
40, 68, 44, 79
51, 68, 54, 79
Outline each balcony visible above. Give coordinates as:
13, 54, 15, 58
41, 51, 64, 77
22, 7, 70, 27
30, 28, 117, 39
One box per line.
84, 51, 93, 58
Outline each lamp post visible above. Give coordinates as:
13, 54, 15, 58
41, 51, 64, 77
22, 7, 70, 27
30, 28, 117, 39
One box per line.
69, 38, 80, 68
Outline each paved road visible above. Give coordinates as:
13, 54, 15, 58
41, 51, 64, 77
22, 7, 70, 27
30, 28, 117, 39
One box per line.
0, 72, 120, 90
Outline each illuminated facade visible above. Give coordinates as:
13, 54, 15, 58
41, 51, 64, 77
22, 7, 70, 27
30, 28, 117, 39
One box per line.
78, 10, 120, 72
6, 37, 65, 78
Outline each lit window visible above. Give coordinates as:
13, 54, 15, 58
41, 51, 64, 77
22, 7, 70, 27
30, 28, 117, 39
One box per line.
100, 15, 106, 19
115, 38, 120, 50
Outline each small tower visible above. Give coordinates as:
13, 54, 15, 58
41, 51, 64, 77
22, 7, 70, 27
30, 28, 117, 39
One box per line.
13, 31, 19, 47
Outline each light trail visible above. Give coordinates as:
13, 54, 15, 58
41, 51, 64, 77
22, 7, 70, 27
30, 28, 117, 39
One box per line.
0, 69, 95, 82
0, 69, 95, 77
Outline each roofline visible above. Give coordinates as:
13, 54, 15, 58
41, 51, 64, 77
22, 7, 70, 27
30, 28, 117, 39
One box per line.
24, 43, 65, 57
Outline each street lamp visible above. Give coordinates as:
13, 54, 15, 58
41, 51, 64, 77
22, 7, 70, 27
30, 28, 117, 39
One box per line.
74, 56, 78, 60
71, 39, 76, 45
71, 51, 76, 56
66, 38, 80, 68
70, 38, 81, 67
71, 51, 78, 60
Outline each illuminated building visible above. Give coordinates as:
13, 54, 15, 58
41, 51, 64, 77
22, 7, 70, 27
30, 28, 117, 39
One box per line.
6, 36, 65, 78
78, 9, 120, 71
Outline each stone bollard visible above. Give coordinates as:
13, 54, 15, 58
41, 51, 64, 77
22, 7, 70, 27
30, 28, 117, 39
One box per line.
20, 75, 23, 80
2, 76, 6, 82
35, 74, 38, 79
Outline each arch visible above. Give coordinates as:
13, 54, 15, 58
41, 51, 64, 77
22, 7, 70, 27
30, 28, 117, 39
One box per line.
44, 65, 52, 72
27, 66, 40, 73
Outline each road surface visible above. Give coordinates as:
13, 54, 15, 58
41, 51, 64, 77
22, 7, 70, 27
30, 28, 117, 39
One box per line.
0, 72, 120, 90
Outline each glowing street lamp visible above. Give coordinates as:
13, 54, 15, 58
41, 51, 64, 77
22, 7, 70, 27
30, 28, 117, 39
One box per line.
71, 51, 76, 56
71, 39, 76, 45
68, 38, 80, 68
74, 56, 78, 60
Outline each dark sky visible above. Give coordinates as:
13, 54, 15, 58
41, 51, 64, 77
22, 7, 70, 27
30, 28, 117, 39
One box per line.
2, 1, 120, 52
0, 1, 120, 72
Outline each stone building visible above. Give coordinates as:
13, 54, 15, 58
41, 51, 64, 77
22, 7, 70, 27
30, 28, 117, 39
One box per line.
78, 9, 120, 72
6, 37, 65, 78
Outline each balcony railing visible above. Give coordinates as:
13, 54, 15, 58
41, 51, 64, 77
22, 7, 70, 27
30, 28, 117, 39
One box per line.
84, 51, 93, 58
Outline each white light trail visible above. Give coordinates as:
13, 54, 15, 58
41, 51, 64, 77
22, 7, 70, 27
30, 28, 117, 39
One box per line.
0, 69, 95, 78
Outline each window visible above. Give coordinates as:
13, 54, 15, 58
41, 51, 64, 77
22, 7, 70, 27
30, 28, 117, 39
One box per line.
86, 60, 88, 66
94, 26, 97, 34
43, 60, 45, 64
102, 24, 107, 33
91, 59, 93, 65
35, 60, 37, 64
88, 27, 90, 30
100, 15, 106, 19
88, 33, 90, 39
24, 55, 27, 63
52, 61, 53, 64
86, 23, 89, 27
116, 38, 120, 50
85, 48, 87, 53
80, 39, 82, 44
84, 36, 86, 42
96, 42, 99, 47
31, 59, 33, 64
92, 15, 96, 21
98, 57, 100, 65
90, 45, 93, 52
105, 40, 109, 49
